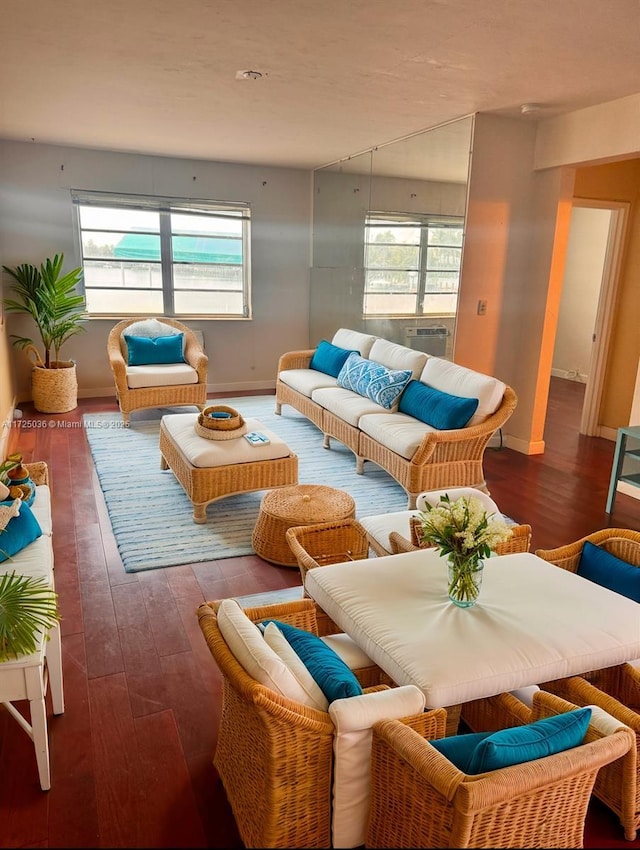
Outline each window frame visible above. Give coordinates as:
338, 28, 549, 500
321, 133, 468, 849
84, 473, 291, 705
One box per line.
363, 212, 464, 318
72, 189, 252, 319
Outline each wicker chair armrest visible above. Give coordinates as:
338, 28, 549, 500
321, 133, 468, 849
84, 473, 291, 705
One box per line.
543, 675, 640, 731
402, 707, 448, 740
389, 531, 419, 554
183, 338, 208, 381
24, 461, 49, 487
277, 349, 315, 372
461, 690, 533, 732
530, 688, 581, 721
535, 527, 640, 573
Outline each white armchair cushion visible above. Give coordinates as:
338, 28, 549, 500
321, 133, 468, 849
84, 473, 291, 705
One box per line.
329, 685, 426, 848
126, 363, 199, 389
416, 487, 501, 515
263, 622, 328, 711
320, 632, 376, 670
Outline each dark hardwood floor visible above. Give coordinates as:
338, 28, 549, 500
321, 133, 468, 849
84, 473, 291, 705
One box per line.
1, 377, 639, 848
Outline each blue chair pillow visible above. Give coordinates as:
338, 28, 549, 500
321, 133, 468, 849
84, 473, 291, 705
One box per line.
465, 707, 592, 775
398, 380, 479, 430
336, 352, 412, 410
262, 620, 363, 703
124, 333, 185, 366
577, 540, 640, 602
429, 731, 491, 771
0, 501, 43, 562
309, 340, 356, 378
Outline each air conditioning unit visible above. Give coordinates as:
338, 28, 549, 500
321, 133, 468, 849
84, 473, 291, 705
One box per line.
404, 325, 448, 356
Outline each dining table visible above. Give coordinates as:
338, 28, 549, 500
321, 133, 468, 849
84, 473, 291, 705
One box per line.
304, 548, 640, 708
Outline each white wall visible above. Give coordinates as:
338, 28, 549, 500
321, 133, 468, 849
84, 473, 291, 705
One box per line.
552, 206, 609, 382
0, 140, 312, 401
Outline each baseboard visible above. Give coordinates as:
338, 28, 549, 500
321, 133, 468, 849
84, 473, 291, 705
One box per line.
550, 368, 588, 383
503, 434, 546, 455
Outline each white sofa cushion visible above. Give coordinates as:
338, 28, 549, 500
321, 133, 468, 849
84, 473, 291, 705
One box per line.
30, 484, 52, 537
126, 363, 199, 389
278, 368, 337, 398
312, 386, 388, 426
216, 599, 325, 709
368, 338, 427, 379
329, 685, 426, 848
332, 328, 377, 359
419, 357, 506, 427
358, 411, 437, 459
263, 622, 329, 711
5, 533, 54, 582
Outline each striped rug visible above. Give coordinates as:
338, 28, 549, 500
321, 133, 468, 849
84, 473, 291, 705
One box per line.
83, 396, 408, 572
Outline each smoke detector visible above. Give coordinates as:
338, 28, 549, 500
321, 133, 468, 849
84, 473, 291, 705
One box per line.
235, 69, 263, 80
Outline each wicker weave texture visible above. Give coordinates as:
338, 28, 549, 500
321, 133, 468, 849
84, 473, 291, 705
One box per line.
252, 484, 355, 566
107, 317, 208, 424
30, 362, 78, 413
24, 461, 49, 488
159, 418, 298, 522
542, 667, 640, 840
391, 516, 533, 556
367, 689, 635, 849
285, 518, 371, 586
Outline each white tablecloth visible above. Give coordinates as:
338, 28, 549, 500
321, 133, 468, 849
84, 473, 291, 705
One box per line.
305, 550, 640, 707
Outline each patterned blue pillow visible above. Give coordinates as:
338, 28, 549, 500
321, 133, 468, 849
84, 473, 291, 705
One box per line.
336, 352, 412, 409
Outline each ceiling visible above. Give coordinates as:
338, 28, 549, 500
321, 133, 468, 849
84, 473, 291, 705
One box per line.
2, 0, 640, 173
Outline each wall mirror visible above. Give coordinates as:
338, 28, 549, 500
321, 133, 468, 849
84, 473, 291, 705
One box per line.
310, 115, 473, 358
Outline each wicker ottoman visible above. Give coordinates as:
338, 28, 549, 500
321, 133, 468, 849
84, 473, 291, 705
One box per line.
159, 413, 298, 523
252, 484, 356, 567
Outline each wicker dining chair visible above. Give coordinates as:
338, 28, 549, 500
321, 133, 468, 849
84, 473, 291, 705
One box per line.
285, 518, 371, 591
388, 515, 532, 556
107, 317, 208, 424
541, 669, 640, 841
196, 597, 444, 849
534, 527, 640, 574
366, 689, 635, 849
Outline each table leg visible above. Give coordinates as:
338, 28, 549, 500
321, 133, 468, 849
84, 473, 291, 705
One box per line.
47, 622, 65, 715
25, 665, 51, 791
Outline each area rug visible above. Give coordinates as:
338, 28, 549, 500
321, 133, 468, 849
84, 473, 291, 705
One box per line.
83, 396, 408, 572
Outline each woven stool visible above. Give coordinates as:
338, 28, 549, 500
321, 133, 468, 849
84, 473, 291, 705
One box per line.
252, 484, 356, 567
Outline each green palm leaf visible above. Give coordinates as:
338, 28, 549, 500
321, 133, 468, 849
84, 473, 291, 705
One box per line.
0, 571, 60, 661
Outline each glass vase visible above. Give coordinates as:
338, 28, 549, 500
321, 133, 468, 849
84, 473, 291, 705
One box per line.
447, 553, 484, 608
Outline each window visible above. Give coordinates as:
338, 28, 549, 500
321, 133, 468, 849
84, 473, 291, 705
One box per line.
72, 191, 251, 318
363, 213, 463, 317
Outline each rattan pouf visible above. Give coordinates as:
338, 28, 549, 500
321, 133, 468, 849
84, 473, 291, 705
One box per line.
252, 484, 356, 567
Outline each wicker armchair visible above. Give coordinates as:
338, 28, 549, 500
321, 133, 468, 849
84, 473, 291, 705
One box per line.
541, 668, 640, 841
534, 527, 640, 573
367, 689, 635, 849
285, 518, 371, 591
197, 597, 445, 849
107, 317, 208, 424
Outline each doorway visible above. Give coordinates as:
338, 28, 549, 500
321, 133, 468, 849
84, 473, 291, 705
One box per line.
551, 199, 629, 437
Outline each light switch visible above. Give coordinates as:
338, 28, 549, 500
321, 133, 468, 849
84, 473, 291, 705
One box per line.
477, 299, 487, 316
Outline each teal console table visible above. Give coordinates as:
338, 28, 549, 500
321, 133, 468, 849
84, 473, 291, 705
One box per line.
606, 425, 640, 513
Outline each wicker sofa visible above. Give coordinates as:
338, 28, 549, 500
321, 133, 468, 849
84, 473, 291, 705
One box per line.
275, 328, 517, 508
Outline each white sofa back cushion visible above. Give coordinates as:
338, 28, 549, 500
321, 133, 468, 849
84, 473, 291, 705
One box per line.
368, 338, 428, 380
329, 685, 426, 848
419, 357, 506, 427
331, 328, 377, 359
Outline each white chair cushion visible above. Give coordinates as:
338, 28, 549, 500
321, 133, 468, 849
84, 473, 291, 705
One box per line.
126, 363, 199, 389
278, 368, 337, 398
331, 328, 377, 359
320, 633, 375, 670
311, 387, 387, 426
358, 510, 417, 556
329, 685, 425, 848
358, 411, 436, 459
216, 599, 324, 708
369, 338, 427, 379
263, 622, 328, 711
416, 487, 501, 515
161, 414, 292, 468
418, 357, 506, 427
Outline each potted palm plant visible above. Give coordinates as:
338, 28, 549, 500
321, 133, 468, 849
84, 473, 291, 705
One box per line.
2, 253, 87, 413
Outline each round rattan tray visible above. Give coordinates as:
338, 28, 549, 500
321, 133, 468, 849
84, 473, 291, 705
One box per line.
195, 405, 247, 440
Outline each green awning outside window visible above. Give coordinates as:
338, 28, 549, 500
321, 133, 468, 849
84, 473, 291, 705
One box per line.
113, 232, 242, 264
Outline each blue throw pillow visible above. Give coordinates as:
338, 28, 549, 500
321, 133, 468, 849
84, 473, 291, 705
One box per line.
309, 340, 356, 378
398, 380, 479, 430
429, 731, 491, 772
336, 352, 412, 410
262, 620, 363, 703
465, 708, 592, 775
124, 333, 185, 366
0, 501, 43, 562
577, 541, 640, 603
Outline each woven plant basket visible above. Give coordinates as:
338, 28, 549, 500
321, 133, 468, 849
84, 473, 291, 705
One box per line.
31, 362, 78, 413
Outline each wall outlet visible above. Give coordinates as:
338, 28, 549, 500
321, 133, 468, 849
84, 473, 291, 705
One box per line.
477, 299, 487, 316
